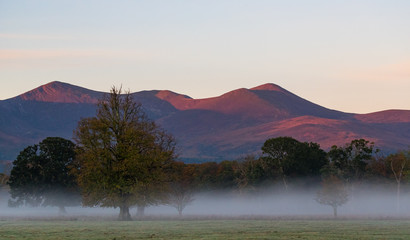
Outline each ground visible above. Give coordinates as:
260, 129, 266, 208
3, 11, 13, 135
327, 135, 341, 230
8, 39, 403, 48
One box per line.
1, 218, 410, 239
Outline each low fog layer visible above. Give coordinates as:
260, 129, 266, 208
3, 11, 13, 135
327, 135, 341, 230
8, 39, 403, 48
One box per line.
1, 185, 410, 219
150, 188, 410, 217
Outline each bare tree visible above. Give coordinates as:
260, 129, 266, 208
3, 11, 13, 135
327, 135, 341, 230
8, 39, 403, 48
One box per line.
167, 183, 194, 216
387, 151, 410, 212
166, 161, 195, 216
234, 155, 262, 194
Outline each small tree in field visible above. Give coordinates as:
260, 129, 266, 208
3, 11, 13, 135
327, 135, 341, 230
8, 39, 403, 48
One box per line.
74, 87, 175, 221
167, 182, 194, 216
166, 162, 195, 216
316, 175, 349, 218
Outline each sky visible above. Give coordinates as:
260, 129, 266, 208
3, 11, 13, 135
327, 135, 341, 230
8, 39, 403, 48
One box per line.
0, 0, 409, 113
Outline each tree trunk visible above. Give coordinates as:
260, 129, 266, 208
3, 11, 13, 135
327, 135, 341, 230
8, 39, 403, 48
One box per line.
119, 205, 132, 221
279, 166, 288, 191
282, 175, 288, 191
178, 205, 183, 217
333, 206, 337, 218
397, 181, 401, 213
58, 206, 67, 215
136, 205, 145, 218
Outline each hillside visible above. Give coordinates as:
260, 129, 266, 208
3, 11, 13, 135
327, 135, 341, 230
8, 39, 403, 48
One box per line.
0, 81, 409, 164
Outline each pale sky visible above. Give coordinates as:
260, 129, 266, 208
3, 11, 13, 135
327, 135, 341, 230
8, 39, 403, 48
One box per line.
0, 0, 409, 113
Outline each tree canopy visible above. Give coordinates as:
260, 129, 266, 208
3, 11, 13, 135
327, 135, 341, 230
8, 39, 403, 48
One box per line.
261, 137, 328, 189
74, 87, 176, 220
8, 137, 79, 213
328, 139, 378, 182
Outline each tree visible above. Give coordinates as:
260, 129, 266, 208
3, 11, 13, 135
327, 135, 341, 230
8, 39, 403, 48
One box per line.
166, 162, 195, 216
0, 173, 9, 187
0, 173, 9, 198
261, 137, 299, 189
316, 175, 349, 218
283, 141, 328, 179
215, 160, 238, 189
74, 87, 175, 221
261, 137, 327, 189
386, 151, 410, 212
328, 139, 377, 183
0, 173, 9, 208
235, 155, 267, 192
7, 137, 79, 214
134, 178, 169, 218
364, 155, 390, 182
192, 162, 219, 191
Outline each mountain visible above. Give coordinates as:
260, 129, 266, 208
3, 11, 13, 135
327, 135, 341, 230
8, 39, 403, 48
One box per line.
0, 81, 409, 166
16, 81, 102, 103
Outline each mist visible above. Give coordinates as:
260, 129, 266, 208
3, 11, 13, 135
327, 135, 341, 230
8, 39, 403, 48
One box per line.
149, 186, 410, 218
2, 183, 410, 220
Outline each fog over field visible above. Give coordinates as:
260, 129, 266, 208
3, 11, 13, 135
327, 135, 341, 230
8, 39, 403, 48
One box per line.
156, 187, 410, 217
1, 185, 410, 219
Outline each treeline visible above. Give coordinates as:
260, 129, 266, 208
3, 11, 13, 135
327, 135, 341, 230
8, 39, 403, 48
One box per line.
2, 87, 410, 220
167, 138, 410, 194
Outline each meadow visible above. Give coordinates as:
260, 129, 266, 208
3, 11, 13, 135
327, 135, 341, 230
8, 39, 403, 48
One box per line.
1, 218, 410, 240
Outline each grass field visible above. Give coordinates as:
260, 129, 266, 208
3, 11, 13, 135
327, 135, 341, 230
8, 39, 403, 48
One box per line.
1, 219, 410, 239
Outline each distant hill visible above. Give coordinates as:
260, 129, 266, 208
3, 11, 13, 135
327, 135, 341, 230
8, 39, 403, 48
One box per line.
1, 81, 409, 166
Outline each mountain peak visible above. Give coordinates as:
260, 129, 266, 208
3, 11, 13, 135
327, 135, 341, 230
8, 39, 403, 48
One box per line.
250, 83, 286, 92
44, 81, 71, 88
155, 90, 192, 101
17, 81, 102, 104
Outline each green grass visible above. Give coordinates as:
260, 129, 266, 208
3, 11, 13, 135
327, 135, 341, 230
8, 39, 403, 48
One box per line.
0, 219, 410, 239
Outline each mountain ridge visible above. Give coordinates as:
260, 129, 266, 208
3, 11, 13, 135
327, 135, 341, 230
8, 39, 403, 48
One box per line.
0, 81, 409, 164
14, 81, 103, 104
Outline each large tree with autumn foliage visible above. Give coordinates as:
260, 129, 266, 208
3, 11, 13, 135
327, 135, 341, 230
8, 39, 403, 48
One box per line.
74, 87, 175, 220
